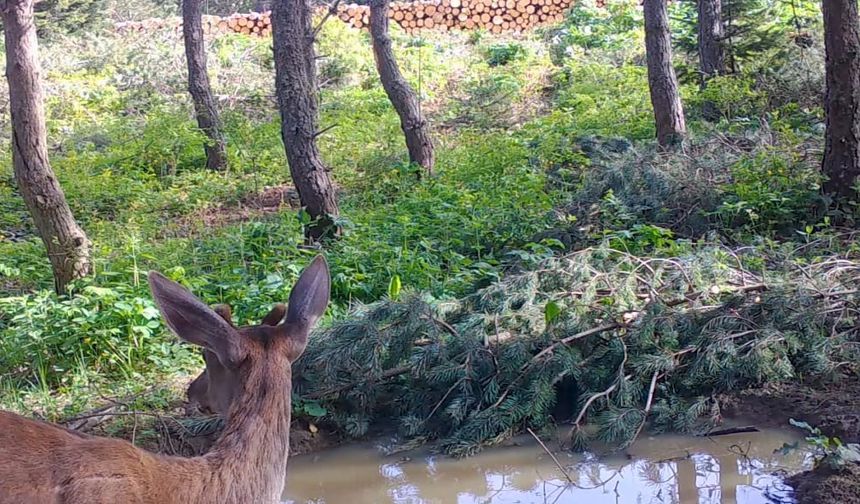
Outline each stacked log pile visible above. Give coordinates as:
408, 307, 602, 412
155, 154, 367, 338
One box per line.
117, 12, 272, 37
116, 0, 573, 37
338, 0, 569, 33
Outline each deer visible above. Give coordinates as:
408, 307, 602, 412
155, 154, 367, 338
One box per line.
0, 255, 330, 504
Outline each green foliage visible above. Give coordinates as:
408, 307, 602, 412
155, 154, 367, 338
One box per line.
484, 42, 527, 67
715, 147, 822, 232
788, 419, 860, 470
689, 75, 767, 121
670, 0, 822, 76
0, 282, 198, 388
0, 0, 849, 458
562, 129, 826, 239
294, 398, 328, 418
34, 0, 107, 38
533, 61, 689, 141
546, 0, 643, 64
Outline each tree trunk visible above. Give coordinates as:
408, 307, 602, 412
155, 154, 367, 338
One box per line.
272, 0, 340, 241
822, 0, 860, 199
1, 0, 91, 294
698, 0, 724, 121
369, 0, 435, 177
643, 0, 687, 148
183, 0, 228, 171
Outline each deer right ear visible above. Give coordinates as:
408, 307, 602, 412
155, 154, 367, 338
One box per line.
284, 256, 330, 333
148, 272, 246, 368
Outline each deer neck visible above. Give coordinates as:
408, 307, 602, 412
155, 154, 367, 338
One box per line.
205, 360, 292, 503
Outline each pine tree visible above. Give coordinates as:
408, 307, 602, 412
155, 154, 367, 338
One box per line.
34, 0, 105, 37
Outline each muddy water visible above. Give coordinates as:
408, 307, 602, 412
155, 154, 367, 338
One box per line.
282, 426, 810, 504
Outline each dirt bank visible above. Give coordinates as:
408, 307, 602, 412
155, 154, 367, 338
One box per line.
724, 373, 860, 504
787, 463, 860, 504
724, 376, 860, 442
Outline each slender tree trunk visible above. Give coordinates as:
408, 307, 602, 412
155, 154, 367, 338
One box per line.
698, 0, 725, 121
1, 0, 91, 294
698, 0, 725, 81
183, 0, 228, 171
272, 0, 340, 241
369, 0, 435, 177
821, 0, 860, 199
643, 0, 687, 148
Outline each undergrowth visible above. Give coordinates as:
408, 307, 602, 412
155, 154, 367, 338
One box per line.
1, 0, 856, 458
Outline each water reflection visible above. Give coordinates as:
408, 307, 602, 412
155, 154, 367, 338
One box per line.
282, 428, 810, 504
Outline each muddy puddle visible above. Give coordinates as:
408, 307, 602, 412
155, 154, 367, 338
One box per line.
282, 425, 811, 504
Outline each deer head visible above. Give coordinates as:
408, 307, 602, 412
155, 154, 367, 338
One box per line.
153, 257, 329, 422
186, 303, 289, 416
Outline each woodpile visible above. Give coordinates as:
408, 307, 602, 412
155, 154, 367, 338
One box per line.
338, 0, 570, 34
116, 0, 573, 37
117, 12, 272, 37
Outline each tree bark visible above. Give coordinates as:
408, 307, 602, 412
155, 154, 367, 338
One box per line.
698, 0, 724, 121
643, 0, 687, 149
698, 0, 725, 81
1, 0, 91, 294
183, 0, 228, 171
272, 0, 340, 241
369, 0, 435, 177
822, 0, 860, 199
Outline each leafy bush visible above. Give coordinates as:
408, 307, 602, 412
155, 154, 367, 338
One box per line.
533, 61, 665, 141
716, 147, 823, 232
690, 75, 767, 121
546, 0, 643, 64
0, 283, 193, 388
484, 42, 527, 67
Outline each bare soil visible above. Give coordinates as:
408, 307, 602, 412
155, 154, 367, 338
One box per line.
166, 184, 300, 238
723, 373, 860, 504
787, 463, 860, 504
723, 376, 860, 442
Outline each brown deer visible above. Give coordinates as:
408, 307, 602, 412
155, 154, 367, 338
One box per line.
0, 255, 330, 504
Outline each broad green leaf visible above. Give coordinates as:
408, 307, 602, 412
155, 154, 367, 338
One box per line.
388, 274, 402, 300
545, 300, 562, 324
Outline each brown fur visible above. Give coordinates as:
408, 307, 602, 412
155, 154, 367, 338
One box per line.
0, 256, 330, 504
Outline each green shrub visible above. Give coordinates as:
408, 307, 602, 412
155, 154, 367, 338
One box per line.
484, 42, 527, 67
546, 0, 643, 64
716, 148, 823, 232
536, 61, 664, 141
691, 75, 767, 121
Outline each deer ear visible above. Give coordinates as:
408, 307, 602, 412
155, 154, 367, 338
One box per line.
212, 304, 234, 326
284, 256, 330, 333
148, 272, 245, 368
261, 303, 287, 326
